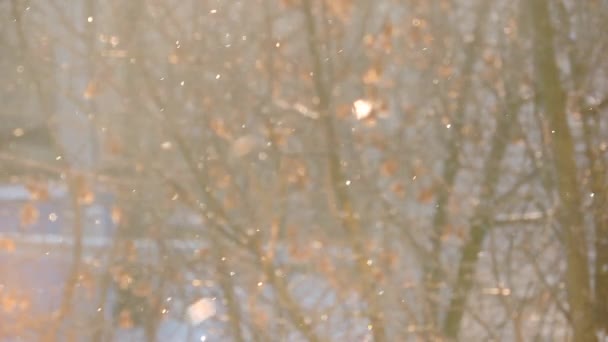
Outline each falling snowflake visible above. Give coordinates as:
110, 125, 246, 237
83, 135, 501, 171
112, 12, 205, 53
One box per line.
187, 298, 216, 325
161, 141, 173, 150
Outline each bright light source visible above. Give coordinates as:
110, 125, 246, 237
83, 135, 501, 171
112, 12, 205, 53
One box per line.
353, 99, 373, 120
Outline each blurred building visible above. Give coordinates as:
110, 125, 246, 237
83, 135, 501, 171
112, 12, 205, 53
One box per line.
0, 182, 216, 341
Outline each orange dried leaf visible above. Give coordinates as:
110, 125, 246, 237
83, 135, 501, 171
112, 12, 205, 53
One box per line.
417, 187, 435, 204
217, 174, 232, 189
383, 22, 393, 38
26, 182, 49, 201
363, 67, 381, 85
285, 159, 308, 188
223, 193, 238, 209
118, 310, 134, 328
210, 119, 232, 140
132, 282, 152, 297
438, 65, 454, 78
336, 104, 352, 119
381, 159, 399, 176
118, 273, 133, 290
253, 309, 269, 328
289, 244, 312, 262
83, 80, 99, 99
74, 176, 95, 205
280, 0, 299, 8
20, 202, 39, 226
0, 238, 16, 252
111, 206, 123, 225
168, 53, 180, 64
105, 136, 124, 155
391, 182, 406, 198
79, 190, 95, 205
2, 295, 17, 313
231, 135, 257, 157
327, 0, 352, 20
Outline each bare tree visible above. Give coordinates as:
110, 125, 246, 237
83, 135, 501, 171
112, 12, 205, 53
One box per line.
1, 0, 607, 341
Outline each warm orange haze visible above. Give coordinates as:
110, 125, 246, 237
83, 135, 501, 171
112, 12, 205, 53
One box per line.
1, 0, 607, 341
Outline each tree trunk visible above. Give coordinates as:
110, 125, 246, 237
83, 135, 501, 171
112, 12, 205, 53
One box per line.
528, 0, 596, 340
